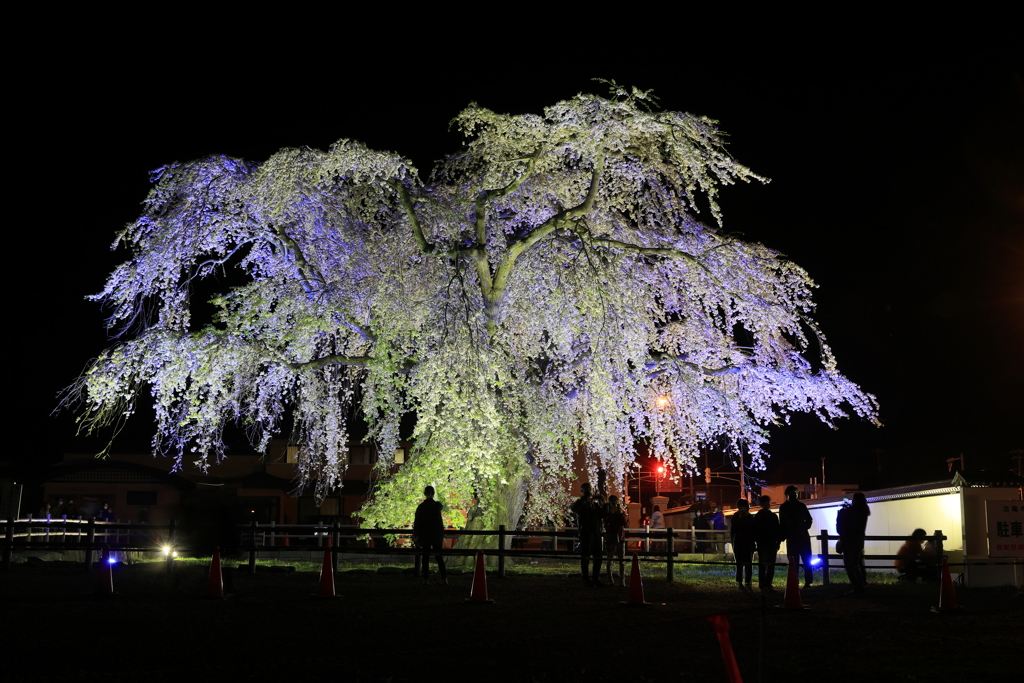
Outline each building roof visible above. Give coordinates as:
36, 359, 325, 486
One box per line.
45, 460, 195, 490
952, 471, 1024, 488
802, 480, 960, 508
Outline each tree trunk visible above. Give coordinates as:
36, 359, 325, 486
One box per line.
450, 474, 528, 567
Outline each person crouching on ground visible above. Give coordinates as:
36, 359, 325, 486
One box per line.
572, 482, 606, 586
894, 528, 928, 582
414, 486, 447, 585
730, 498, 755, 592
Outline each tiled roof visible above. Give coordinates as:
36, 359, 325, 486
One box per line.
806, 480, 960, 508
46, 461, 194, 490
952, 471, 1024, 487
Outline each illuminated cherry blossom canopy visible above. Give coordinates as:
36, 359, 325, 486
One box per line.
68, 86, 878, 528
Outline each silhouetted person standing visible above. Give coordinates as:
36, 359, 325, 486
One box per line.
753, 495, 781, 594
572, 482, 606, 586
730, 499, 754, 591
414, 486, 446, 584
603, 495, 628, 586
780, 485, 814, 587
837, 492, 870, 594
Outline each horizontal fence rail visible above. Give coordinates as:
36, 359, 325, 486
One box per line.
5, 518, 1020, 581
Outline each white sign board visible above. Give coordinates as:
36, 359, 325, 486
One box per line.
985, 500, 1024, 557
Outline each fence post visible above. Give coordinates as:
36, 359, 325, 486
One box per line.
820, 530, 830, 587
551, 525, 558, 552
61, 514, 67, 546
27, 514, 33, 544
498, 524, 506, 578
270, 520, 276, 548
644, 525, 650, 554
933, 529, 944, 578
45, 514, 51, 547
166, 520, 175, 574
85, 518, 96, 569
666, 527, 674, 582
76, 515, 83, 547
3, 516, 13, 569
248, 520, 257, 575
332, 521, 340, 574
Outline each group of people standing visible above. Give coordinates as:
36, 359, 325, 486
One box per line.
414, 481, 883, 593
572, 482, 630, 586
729, 486, 872, 594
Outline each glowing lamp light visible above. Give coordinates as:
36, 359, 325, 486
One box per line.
810, 557, 822, 566
655, 396, 670, 409
107, 556, 117, 565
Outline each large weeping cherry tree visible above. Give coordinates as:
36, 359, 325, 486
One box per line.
66, 85, 878, 539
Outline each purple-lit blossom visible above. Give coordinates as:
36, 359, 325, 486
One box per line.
66, 88, 878, 530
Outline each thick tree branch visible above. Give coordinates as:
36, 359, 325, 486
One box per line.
274, 225, 326, 293
386, 179, 433, 254
489, 155, 608, 311
645, 351, 744, 377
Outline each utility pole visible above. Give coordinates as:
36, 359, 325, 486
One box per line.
821, 456, 826, 496
1010, 450, 1022, 477
739, 456, 746, 503
946, 454, 965, 473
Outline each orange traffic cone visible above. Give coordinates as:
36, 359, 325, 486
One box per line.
315, 539, 341, 599
207, 547, 224, 598
621, 552, 653, 607
782, 561, 809, 610
465, 550, 495, 603
931, 558, 963, 614
707, 614, 743, 683
95, 546, 114, 596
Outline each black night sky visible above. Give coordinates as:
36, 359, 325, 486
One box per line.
10, 24, 1021, 494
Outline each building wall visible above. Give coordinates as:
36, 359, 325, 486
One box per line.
41, 483, 182, 525
802, 491, 964, 564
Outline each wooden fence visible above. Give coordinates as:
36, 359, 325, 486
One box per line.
6, 518, 1017, 583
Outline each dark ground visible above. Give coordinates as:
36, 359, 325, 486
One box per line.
1, 559, 1021, 682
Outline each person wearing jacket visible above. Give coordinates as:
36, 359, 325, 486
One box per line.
780, 485, 815, 588
413, 486, 447, 584
753, 495, 782, 594
572, 482, 607, 586
730, 498, 755, 591
603, 495, 628, 586
837, 492, 870, 594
